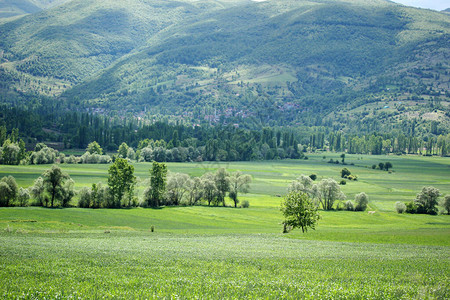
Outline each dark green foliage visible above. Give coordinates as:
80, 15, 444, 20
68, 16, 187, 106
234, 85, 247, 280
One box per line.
107, 158, 136, 207
339, 180, 346, 185
148, 162, 167, 207
384, 162, 393, 171
341, 168, 351, 178
42, 165, 70, 207
414, 186, 440, 215
309, 174, 317, 181
281, 191, 320, 233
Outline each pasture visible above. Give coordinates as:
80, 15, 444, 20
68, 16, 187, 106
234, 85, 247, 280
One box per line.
0, 153, 449, 298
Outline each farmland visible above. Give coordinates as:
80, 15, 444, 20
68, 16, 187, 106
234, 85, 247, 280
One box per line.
0, 153, 449, 298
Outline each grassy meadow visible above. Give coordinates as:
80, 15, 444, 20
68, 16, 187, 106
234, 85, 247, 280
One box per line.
0, 153, 449, 298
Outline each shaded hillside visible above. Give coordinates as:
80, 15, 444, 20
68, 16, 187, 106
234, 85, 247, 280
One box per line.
0, 0, 449, 133
0, 0, 248, 95
62, 0, 449, 130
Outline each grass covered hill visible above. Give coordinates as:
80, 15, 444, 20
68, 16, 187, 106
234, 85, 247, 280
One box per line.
0, 0, 449, 131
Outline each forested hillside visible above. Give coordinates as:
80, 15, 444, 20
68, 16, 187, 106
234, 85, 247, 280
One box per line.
0, 0, 449, 147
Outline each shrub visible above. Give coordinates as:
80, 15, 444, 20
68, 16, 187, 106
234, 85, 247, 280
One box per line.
405, 201, 417, 214
339, 180, 346, 185
344, 200, 354, 211
395, 201, 406, 214
309, 174, 317, 181
372, 165, 376, 169
240, 200, 250, 208
347, 175, 358, 181
354, 192, 369, 211
341, 168, 351, 178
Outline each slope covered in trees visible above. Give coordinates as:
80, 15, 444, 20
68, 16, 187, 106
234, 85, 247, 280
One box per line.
0, 0, 449, 137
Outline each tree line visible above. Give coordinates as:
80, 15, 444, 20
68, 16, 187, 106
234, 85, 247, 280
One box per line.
0, 160, 252, 209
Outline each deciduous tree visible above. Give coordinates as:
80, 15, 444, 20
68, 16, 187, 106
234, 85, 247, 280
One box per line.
281, 191, 320, 233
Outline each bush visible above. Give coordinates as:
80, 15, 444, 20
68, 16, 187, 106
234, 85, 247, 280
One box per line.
354, 192, 369, 211
240, 200, 250, 208
405, 201, 417, 214
395, 201, 406, 214
344, 200, 354, 211
309, 174, 317, 181
347, 175, 358, 181
341, 168, 354, 179
339, 180, 346, 185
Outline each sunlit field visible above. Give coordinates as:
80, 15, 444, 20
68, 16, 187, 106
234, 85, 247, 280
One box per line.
1, 154, 449, 298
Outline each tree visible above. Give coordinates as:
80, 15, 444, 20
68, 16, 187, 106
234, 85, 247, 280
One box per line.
378, 162, 384, 170
17, 187, 30, 207
354, 192, 369, 211
228, 171, 252, 208
281, 191, 320, 233
60, 179, 76, 207
288, 175, 314, 196
118, 142, 129, 158
214, 168, 230, 206
0, 176, 19, 206
107, 158, 135, 207
166, 173, 190, 205
384, 162, 393, 171
148, 162, 167, 207
30, 177, 45, 206
201, 172, 217, 206
314, 178, 345, 210
340, 168, 351, 178
414, 186, 440, 215
442, 195, 450, 215
42, 165, 70, 207
86, 141, 103, 155
187, 177, 203, 206
0, 182, 12, 206
340, 153, 345, 164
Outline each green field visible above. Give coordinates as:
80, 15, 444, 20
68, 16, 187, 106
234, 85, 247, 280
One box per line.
1, 154, 449, 298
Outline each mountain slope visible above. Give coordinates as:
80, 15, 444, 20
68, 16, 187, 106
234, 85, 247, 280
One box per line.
0, 0, 449, 132
0, 0, 249, 96
62, 0, 449, 127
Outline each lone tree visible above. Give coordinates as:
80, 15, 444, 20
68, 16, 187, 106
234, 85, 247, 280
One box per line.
42, 165, 69, 207
108, 158, 135, 207
281, 191, 320, 233
147, 161, 167, 207
228, 171, 252, 208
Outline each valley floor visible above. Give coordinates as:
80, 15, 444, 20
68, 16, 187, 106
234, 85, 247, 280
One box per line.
0, 153, 449, 298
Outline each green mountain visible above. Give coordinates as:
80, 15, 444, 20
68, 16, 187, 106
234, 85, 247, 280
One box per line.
0, 0, 449, 133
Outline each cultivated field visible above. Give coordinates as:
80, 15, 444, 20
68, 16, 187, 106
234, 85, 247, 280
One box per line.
1, 153, 449, 298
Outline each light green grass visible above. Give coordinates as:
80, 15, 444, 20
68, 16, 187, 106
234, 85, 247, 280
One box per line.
0, 155, 449, 298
